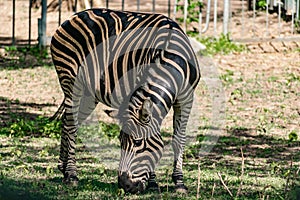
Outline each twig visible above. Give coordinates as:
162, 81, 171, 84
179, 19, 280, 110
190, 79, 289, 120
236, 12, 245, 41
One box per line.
166, 169, 169, 194
211, 182, 216, 198
196, 160, 201, 199
156, 175, 163, 200
262, 185, 280, 200
284, 157, 293, 195
236, 147, 245, 197
262, 185, 273, 200
217, 172, 233, 197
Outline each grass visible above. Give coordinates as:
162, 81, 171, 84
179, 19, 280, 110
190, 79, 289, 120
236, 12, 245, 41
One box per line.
0, 46, 299, 199
0, 116, 61, 138
196, 34, 246, 56
1, 99, 300, 199
0, 45, 52, 70
0, 124, 299, 199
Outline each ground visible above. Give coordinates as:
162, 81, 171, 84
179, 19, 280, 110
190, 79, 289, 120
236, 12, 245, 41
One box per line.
0, 0, 300, 199
0, 45, 299, 199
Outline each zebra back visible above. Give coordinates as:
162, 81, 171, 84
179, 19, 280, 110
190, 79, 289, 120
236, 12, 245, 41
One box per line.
51, 9, 200, 113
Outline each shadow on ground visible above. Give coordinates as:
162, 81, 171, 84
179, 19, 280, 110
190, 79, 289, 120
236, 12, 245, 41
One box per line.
0, 136, 120, 200
188, 126, 300, 162
0, 103, 299, 199
0, 96, 56, 125
0, 176, 119, 200
0, 44, 52, 70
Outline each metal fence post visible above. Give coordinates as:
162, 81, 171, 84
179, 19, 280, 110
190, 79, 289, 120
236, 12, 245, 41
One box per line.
137, 0, 140, 11
58, 0, 62, 25
38, 0, 47, 48
297, 0, 300, 19
213, 0, 218, 37
266, 0, 269, 37
223, 0, 230, 35
252, 0, 256, 36
173, 0, 178, 20
200, 0, 212, 34
183, 0, 188, 32
199, 0, 202, 37
278, 1, 282, 36
12, 0, 16, 45
168, 0, 171, 17
74, 0, 78, 12
29, 0, 32, 46
241, 0, 244, 37
291, 0, 295, 34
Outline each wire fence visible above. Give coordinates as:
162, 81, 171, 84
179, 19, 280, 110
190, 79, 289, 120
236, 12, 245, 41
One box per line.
1, 0, 300, 47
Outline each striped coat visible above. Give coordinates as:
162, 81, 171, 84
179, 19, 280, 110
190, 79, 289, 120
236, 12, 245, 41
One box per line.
51, 8, 201, 193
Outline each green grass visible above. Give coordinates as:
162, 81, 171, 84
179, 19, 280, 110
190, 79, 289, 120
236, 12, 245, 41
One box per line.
190, 34, 247, 56
0, 116, 61, 138
1, 67, 299, 199
0, 45, 299, 199
197, 34, 246, 56
0, 118, 299, 199
1, 45, 52, 70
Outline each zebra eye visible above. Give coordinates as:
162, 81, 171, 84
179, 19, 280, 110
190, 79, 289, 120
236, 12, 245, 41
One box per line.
133, 139, 143, 147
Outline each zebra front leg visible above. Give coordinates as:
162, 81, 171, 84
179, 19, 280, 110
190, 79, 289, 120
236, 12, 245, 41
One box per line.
171, 139, 188, 193
147, 172, 160, 192
171, 99, 193, 193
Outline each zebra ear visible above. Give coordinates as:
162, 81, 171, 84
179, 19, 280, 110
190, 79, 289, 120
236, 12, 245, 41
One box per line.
139, 98, 153, 123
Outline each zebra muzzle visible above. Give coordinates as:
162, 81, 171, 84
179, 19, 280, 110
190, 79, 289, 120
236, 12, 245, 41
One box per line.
118, 172, 146, 193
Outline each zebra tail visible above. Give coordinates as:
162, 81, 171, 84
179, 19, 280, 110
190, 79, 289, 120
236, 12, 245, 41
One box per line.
50, 97, 66, 121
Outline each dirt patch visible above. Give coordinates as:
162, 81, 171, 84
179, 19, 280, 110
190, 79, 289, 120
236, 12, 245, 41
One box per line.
215, 51, 300, 138
0, 50, 299, 137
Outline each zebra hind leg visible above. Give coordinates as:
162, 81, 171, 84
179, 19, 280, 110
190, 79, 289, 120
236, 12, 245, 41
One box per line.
58, 104, 80, 186
58, 94, 98, 186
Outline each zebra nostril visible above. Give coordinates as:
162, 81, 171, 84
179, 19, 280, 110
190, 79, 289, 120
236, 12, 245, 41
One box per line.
125, 184, 131, 189
120, 181, 134, 192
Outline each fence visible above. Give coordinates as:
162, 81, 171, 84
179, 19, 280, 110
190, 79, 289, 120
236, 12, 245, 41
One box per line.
0, 0, 299, 47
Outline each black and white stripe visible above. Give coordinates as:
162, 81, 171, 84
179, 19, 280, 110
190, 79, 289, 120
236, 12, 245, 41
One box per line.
51, 8, 201, 193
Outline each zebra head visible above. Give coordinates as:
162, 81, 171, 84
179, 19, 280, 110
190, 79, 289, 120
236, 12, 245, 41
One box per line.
115, 97, 164, 193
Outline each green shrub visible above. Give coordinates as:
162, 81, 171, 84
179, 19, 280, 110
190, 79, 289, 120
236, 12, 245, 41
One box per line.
257, 0, 267, 10
2, 45, 50, 70
0, 116, 61, 139
5, 45, 49, 60
176, 0, 203, 24
196, 34, 246, 55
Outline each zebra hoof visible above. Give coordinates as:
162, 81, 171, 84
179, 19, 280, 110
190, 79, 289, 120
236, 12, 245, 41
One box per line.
174, 184, 188, 194
147, 181, 160, 192
57, 164, 66, 175
62, 175, 79, 187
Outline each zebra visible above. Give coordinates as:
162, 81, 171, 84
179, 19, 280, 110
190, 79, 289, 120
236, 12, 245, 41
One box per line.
50, 8, 201, 194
